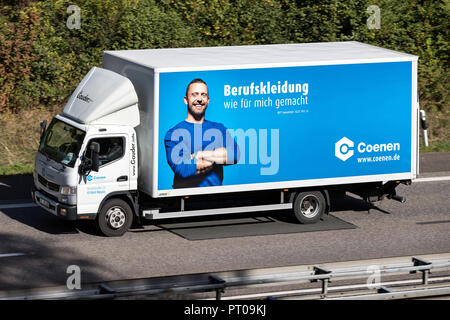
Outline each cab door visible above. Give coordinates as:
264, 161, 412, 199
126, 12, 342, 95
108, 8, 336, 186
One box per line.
77, 135, 130, 214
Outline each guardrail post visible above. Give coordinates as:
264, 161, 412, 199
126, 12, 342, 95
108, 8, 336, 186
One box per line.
209, 275, 226, 300
419, 110, 429, 147
411, 257, 432, 285
311, 267, 332, 295
377, 286, 392, 294
98, 284, 116, 296
423, 270, 429, 285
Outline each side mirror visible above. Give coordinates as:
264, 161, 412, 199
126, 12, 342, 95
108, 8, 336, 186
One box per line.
40, 120, 47, 132
39, 120, 47, 142
90, 142, 100, 172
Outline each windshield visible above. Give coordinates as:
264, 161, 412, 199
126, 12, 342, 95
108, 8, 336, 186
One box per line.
39, 118, 86, 168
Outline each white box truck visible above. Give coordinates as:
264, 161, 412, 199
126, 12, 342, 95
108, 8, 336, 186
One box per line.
32, 41, 419, 236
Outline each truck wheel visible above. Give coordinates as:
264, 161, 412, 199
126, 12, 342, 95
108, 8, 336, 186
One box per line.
293, 191, 325, 224
97, 198, 133, 237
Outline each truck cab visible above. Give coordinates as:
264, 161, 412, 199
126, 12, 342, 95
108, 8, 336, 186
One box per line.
32, 67, 139, 236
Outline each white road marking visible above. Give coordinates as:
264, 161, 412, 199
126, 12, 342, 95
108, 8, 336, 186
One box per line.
0, 203, 38, 210
415, 176, 450, 183
0, 253, 26, 258
0, 182, 11, 188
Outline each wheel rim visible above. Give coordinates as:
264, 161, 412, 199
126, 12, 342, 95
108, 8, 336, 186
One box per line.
300, 195, 320, 218
106, 206, 126, 229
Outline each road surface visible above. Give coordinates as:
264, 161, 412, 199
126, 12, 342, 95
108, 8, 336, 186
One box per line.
0, 152, 448, 290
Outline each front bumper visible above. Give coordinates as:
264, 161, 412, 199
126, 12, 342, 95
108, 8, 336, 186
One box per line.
31, 186, 78, 220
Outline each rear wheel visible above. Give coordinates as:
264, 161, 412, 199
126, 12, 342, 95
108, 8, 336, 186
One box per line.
293, 191, 326, 224
97, 198, 133, 237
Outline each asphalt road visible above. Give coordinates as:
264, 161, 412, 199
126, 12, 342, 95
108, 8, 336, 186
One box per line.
0, 153, 449, 290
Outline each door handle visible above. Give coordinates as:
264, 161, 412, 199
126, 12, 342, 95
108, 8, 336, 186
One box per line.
117, 176, 128, 182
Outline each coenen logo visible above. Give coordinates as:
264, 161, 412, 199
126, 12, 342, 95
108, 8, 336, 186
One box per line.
335, 137, 401, 162
86, 175, 106, 182
335, 137, 354, 161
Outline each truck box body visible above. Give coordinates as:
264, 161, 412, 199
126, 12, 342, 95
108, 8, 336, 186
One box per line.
102, 41, 418, 199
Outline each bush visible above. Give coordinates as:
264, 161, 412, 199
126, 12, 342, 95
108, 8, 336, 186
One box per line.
31, 0, 197, 109
0, 4, 42, 112
166, 0, 288, 45
0, 0, 448, 144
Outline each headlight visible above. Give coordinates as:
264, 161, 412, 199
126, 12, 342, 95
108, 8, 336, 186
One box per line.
61, 186, 77, 195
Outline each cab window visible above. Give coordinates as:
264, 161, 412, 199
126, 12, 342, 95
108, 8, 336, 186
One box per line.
87, 137, 124, 166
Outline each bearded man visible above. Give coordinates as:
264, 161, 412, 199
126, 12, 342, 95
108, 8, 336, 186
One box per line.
164, 78, 240, 189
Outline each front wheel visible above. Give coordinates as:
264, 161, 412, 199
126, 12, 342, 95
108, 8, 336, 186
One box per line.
97, 198, 133, 237
293, 191, 326, 224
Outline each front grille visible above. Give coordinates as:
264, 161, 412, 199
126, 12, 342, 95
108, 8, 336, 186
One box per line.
38, 188, 59, 202
37, 174, 46, 185
38, 174, 60, 192
47, 180, 60, 191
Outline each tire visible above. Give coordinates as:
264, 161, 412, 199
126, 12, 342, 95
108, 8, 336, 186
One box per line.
97, 198, 133, 237
293, 191, 326, 224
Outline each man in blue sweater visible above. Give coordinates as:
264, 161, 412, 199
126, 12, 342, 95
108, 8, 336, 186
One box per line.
164, 78, 240, 189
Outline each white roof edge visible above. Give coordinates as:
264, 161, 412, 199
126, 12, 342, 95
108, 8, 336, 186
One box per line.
105, 40, 417, 55
103, 51, 157, 71
350, 41, 418, 59
155, 57, 417, 73
104, 41, 418, 73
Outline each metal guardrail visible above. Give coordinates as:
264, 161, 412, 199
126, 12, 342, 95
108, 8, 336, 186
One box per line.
1, 256, 449, 300
324, 286, 450, 300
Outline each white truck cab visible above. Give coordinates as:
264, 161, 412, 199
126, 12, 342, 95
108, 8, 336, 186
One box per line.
33, 67, 140, 236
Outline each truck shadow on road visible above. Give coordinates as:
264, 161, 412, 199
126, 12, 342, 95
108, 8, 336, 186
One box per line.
329, 193, 391, 215
0, 194, 390, 237
0, 206, 100, 236
0, 175, 33, 202
133, 194, 389, 240
0, 232, 114, 292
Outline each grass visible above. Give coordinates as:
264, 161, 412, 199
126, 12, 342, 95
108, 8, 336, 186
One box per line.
420, 141, 450, 153
0, 163, 34, 176
418, 109, 449, 153
0, 106, 62, 177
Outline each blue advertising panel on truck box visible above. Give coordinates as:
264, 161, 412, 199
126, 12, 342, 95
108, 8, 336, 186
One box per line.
103, 41, 418, 198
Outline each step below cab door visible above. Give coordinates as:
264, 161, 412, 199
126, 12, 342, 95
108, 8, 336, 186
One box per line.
77, 135, 130, 215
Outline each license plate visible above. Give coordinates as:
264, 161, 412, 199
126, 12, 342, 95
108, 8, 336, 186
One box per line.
39, 198, 49, 208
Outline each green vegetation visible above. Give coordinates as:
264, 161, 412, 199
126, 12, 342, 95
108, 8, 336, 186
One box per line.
0, 163, 34, 176
420, 141, 450, 153
0, 106, 58, 176
0, 0, 448, 175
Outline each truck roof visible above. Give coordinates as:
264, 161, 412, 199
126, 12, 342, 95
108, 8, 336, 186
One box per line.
62, 67, 139, 126
104, 41, 418, 72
